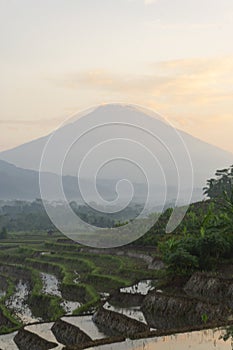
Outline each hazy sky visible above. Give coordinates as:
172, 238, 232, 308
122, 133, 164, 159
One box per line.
0, 0, 233, 152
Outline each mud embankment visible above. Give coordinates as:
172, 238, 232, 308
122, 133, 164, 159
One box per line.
0, 309, 15, 329
14, 329, 57, 350
61, 284, 87, 303
141, 271, 233, 330
93, 307, 149, 336
109, 291, 145, 307
52, 319, 92, 346
0, 265, 31, 282
184, 272, 233, 306
142, 290, 230, 329
0, 276, 8, 292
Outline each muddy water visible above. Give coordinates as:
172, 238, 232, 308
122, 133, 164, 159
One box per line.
0, 317, 105, 350
73, 270, 80, 284
0, 323, 63, 350
0, 332, 18, 350
61, 300, 81, 315
120, 280, 155, 295
1, 276, 231, 350
41, 272, 62, 297
5, 280, 40, 324
41, 272, 81, 314
103, 302, 147, 324
0, 289, 6, 298
62, 316, 106, 340
0, 326, 231, 350
91, 329, 231, 350
25, 323, 63, 350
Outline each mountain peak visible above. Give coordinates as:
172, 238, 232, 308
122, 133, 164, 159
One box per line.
0, 104, 232, 190
92, 103, 166, 123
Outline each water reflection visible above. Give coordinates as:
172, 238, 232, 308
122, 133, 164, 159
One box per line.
25, 323, 63, 350
91, 329, 231, 350
41, 272, 61, 297
103, 302, 147, 324
120, 280, 155, 295
41, 272, 81, 314
62, 315, 106, 339
0, 332, 18, 350
0, 323, 231, 350
5, 280, 39, 324
0, 289, 6, 298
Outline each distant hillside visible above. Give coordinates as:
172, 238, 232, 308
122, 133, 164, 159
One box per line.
0, 158, 202, 205
0, 160, 40, 200
0, 159, 109, 201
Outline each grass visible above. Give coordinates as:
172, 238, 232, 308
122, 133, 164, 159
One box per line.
0, 232, 161, 333
0, 269, 24, 332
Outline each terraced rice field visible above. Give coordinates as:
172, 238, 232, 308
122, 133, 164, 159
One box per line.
0, 231, 159, 334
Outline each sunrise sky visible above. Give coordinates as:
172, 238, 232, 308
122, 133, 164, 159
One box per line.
0, 0, 233, 152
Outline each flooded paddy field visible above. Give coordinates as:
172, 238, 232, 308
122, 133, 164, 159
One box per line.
0, 233, 232, 350
0, 232, 160, 348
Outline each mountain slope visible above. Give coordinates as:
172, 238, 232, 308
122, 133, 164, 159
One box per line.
0, 104, 232, 191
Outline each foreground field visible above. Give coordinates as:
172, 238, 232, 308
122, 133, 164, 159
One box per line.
0, 231, 160, 334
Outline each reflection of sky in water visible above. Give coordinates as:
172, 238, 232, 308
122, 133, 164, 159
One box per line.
5, 280, 39, 324
91, 329, 231, 350
62, 316, 106, 340
0, 290, 6, 298
41, 272, 81, 314
120, 280, 155, 295
0, 323, 231, 350
25, 323, 63, 350
0, 332, 18, 350
61, 300, 81, 315
41, 272, 62, 297
104, 302, 147, 324
73, 270, 80, 284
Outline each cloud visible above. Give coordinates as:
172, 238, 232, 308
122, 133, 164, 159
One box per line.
2, 55, 233, 153
0, 117, 63, 126
58, 56, 233, 108
53, 55, 233, 153
145, 20, 222, 30
0, 120, 41, 125
62, 70, 114, 89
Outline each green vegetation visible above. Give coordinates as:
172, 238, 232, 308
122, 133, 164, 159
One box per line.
203, 165, 233, 199
201, 313, 208, 324
0, 275, 20, 333
0, 165, 233, 335
0, 231, 159, 333
156, 166, 233, 276
0, 227, 7, 240
0, 199, 142, 231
